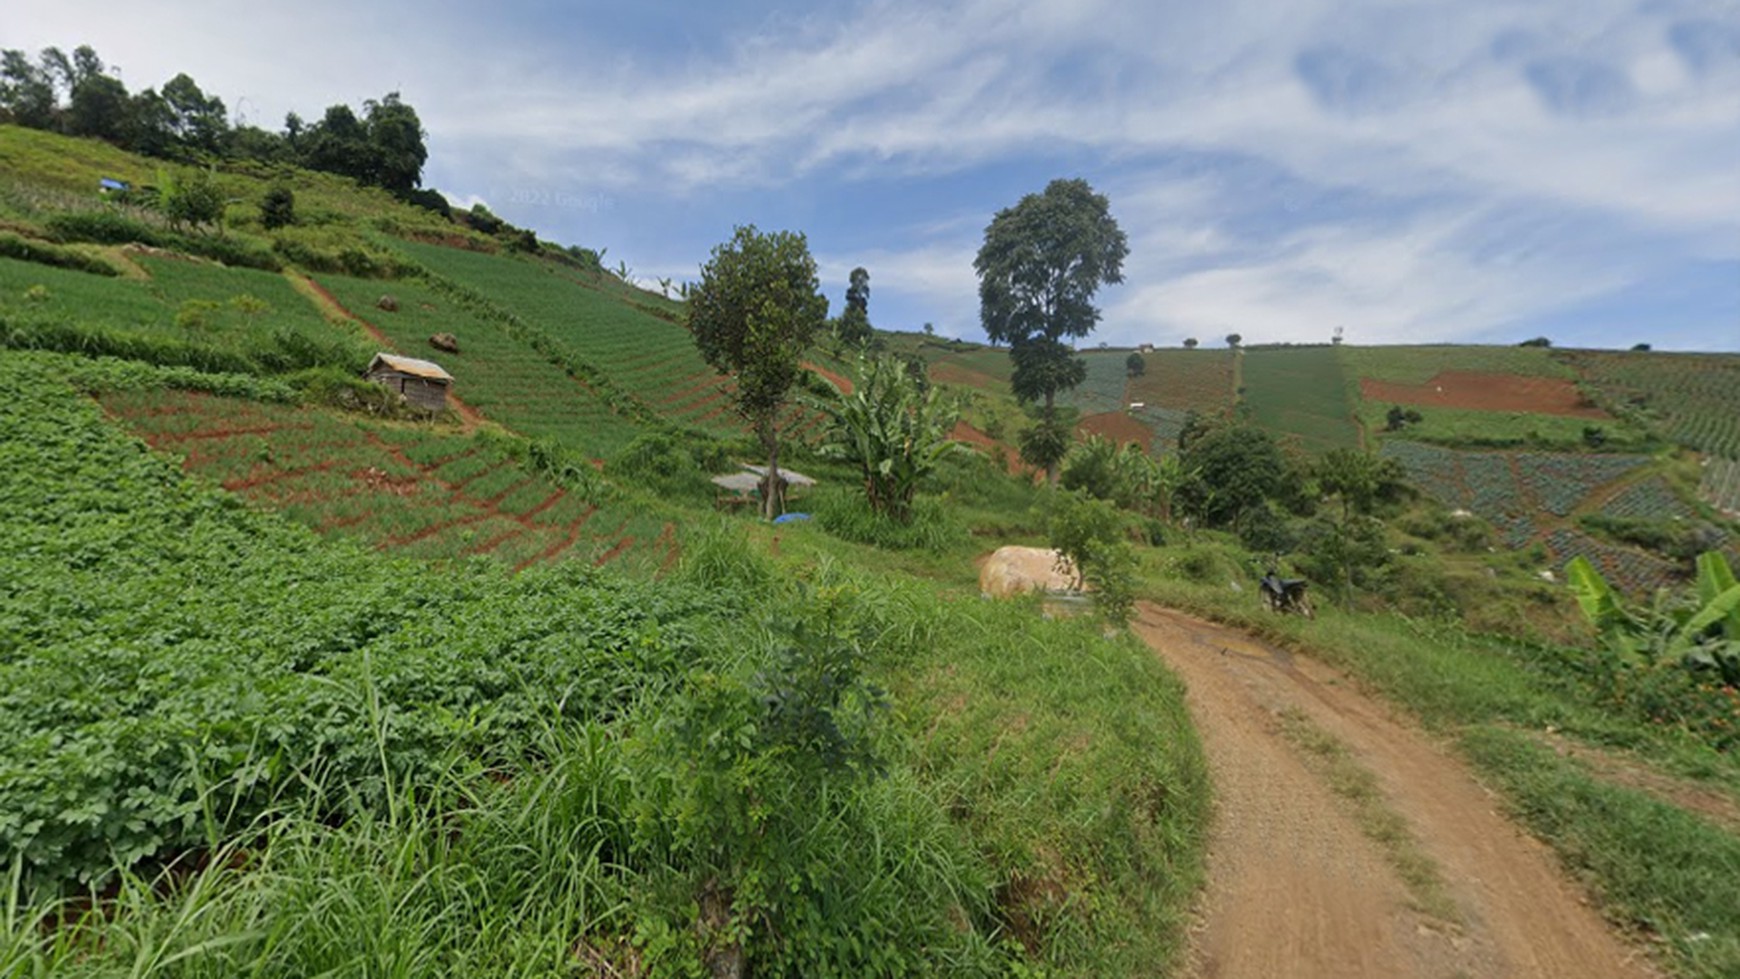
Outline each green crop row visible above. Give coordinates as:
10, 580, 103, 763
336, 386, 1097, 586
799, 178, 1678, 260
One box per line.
1241, 347, 1361, 451
313, 272, 642, 457
1341, 344, 1573, 384
101, 387, 660, 570
0, 352, 727, 887
1562, 350, 1740, 459
1126, 348, 1234, 415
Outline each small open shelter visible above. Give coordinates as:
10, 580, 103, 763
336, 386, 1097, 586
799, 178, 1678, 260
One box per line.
710, 464, 816, 513
364, 352, 452, 412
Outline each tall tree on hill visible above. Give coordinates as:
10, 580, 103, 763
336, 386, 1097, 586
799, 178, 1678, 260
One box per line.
689, 225, 829, 519
363, 92, 428, 193
124, 88, 178, 157
974, 177, 1128, 484
301, 103, 373, 182
0, 49, 58, 129
835, 266, 873, 347
66, 71, 129, 142
161, 73, 229, 155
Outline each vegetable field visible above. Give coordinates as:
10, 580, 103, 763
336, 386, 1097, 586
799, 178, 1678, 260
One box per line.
1240, 347, 1361, 451
0, 353, 702, 886
1599, 477, 1696, 521
1126, 349, 1235, 415
100, 387, 673, 572
1704, 457, 1740, 517
398, 241, 753, 437
1381, 440, 1650, 549
0, 254, 363, 355
1560, 350, 1740, 460
1058, 349, 1134, 416
312, 272, 643, 458
1340, 345, 1573, 384
1543, 528, 1680, 594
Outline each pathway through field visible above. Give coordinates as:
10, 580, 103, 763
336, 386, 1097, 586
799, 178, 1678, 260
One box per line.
1133, 604, 1658, 979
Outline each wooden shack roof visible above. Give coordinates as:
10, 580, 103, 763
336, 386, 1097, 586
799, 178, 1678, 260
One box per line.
367, 353, 452, 382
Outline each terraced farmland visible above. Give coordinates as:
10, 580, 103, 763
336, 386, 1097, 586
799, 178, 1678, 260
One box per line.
0, 253, 366, 355
311, 272, 642, 458
1381, 440, 1651, 550
398, 241, 752, 438
1126, 349, 1235, 414
1598, 477, 1696, 521
1704, 457, 1740, 518
1560, 350, 1740, 460
1340, 345, 1573, 384
1241, 347, 1361, 451
1058, 349, 1135, 416
101, 388, 674, 572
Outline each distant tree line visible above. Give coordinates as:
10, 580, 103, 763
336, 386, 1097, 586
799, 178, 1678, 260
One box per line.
0, 44, 431, 202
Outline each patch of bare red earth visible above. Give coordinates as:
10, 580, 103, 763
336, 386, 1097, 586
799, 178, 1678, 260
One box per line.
1135, 604, 1659, 979
928, 361, 1003, 391
1360, 371, 1610, 419
1077, 410, 1153, 446
802, 362, 854, 395
950, 420, 1033, 477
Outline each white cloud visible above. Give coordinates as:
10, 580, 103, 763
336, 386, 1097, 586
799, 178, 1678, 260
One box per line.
7, 0, 1735, 346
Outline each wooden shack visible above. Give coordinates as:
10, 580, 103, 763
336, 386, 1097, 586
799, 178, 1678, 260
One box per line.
364, 353, 452, 412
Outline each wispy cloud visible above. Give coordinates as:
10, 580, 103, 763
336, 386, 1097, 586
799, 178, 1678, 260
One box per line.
7, 0, 1736, 348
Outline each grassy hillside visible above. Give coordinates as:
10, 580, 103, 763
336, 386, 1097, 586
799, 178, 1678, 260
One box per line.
4, 119, 1740, 977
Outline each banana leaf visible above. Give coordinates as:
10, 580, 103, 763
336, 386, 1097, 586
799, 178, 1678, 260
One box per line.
1696, 552, 1740, 642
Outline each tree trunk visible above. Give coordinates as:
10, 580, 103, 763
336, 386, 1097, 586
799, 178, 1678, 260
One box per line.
759, 416, 783, 521
1044, 392, 1060, 488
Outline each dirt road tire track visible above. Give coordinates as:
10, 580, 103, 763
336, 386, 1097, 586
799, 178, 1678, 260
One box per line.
1133, 603, 1659, 979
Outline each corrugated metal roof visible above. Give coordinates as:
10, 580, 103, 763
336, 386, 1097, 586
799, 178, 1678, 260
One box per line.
368, 353, 452, 381
710, 473, 763, 493
742, 464, 816, 487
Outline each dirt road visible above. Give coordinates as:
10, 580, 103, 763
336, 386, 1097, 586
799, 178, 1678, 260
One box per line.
1133, 604, 1659, 979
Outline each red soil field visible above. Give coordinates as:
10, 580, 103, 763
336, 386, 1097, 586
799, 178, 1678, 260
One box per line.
1077, 410, 1155, 447
950, 420, 1029, 476
803, 362, 853, 395
1358, 371, 1609, 418
930, 362, 1003, 391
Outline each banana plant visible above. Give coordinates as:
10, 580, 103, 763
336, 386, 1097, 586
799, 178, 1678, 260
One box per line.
1567, 552, 1740, 682
811, 355, 966, 524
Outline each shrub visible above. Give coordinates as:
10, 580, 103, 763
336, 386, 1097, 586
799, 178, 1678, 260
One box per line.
158, 168, 225, 232
0, 232, 120, 276
45, 210, 164, 246
260, 185, 296, 229
1047, 490, 1137, 626
812, 486, 966, 552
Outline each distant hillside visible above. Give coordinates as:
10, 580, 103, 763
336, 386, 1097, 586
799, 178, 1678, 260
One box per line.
886, 330, 1740, 590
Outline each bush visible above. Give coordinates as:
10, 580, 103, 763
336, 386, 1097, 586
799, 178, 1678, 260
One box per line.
271, 226, 406, 278
0, 312, 367, 377
260, 185, 296, 229
0, 232, 119, 276
1047, 490, 1137, 626
46, 210, 165, 246
43, 211, 281, 270
812, 486, 966, 552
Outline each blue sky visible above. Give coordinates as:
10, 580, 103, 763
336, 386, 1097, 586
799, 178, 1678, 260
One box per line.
10, 0, 1739, 350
